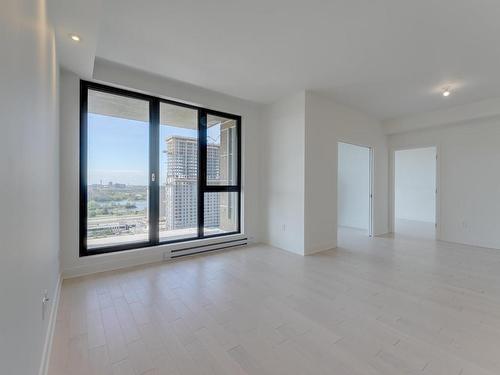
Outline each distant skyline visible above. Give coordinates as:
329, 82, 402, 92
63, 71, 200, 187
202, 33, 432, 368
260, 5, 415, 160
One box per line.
88, 113, 220, 185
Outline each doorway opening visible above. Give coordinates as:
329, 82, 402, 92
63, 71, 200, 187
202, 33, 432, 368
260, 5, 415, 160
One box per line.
393, 146, 437, 240
337, 142, 373, 239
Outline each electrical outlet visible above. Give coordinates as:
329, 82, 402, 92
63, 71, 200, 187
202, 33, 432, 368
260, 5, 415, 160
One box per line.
282, 224, 286, 232
42, 289, 50, 320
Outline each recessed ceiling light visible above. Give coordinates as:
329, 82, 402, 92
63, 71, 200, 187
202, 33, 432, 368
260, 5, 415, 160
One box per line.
442, 88, 451, 97
69, 34, 81, 42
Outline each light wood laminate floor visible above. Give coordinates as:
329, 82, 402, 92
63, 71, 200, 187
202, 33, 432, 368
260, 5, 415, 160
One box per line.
49, 230, 500, 375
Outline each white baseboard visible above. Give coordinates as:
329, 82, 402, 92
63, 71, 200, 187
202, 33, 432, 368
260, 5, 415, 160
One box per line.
62, 252, 166, 279
39, 274, 62, 375
304, 242, 337, 255
337, 225, 368, 231
62, 234, 249, 279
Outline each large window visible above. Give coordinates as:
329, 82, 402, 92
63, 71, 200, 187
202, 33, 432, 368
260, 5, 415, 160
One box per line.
80, 81, 241, 256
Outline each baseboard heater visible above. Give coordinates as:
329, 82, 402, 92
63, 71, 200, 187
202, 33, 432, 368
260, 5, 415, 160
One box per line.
169, 237, 248, 259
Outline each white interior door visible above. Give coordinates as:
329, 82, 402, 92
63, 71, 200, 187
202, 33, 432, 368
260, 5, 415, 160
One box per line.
337, 142, 373, 237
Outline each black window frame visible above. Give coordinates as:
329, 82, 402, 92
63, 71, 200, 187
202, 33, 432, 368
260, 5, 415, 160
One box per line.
80, 80, 242, 257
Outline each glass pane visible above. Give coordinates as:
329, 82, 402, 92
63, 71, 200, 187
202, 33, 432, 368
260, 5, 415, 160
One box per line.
87, 90, 149, 249
159, 102, 199, 241
204, 192, 238, 235
207, 114, 238, 185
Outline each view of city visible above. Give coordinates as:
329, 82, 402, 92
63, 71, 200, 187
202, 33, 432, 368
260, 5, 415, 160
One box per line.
86, 101, 238, 249
87, 182, 149, 247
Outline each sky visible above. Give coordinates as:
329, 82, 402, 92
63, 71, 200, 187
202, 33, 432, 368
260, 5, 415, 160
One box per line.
88, 113, 220, 185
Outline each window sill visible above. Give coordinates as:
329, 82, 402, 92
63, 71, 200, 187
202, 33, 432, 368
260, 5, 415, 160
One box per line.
82, 232, 248, 258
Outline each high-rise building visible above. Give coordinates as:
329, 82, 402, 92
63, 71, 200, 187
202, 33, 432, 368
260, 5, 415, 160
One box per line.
162, 136, 220, 231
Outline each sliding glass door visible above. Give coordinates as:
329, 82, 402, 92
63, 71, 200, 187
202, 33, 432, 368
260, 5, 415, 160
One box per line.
84, 89, 151, 250
80, 81, 241, 256
158, 102, 199, 242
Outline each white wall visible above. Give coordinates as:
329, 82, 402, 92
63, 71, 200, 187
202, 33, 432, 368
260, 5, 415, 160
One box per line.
389, 118, 500, 249
261, 91, 388, 255
0, 1, 60, 374
304, 92, 389, 253
60, 61, 264, 277
338, 142, 370, 230
394, 147, 436, 223
261, 92, 306, 255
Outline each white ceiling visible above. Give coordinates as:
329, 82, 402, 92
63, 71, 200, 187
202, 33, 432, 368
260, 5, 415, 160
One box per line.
48, 0, 102, 78
53, 0, 500, 120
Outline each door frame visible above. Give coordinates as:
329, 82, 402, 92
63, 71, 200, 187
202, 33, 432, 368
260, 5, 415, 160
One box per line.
389, 144, 440, 239
337, 141, 374, 237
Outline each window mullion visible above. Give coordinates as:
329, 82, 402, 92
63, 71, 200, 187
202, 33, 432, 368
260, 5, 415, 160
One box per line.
149, 99, 160, 245
198, 110, 207, 238
203, 185, 240, 193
